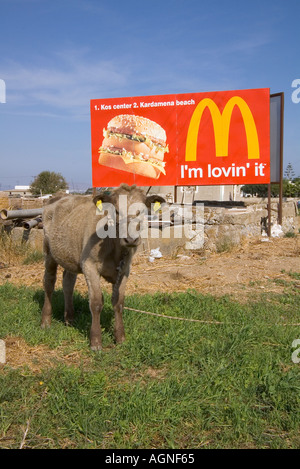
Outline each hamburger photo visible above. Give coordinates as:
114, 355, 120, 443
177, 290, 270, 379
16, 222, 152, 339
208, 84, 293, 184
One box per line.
98, 114, 168, 179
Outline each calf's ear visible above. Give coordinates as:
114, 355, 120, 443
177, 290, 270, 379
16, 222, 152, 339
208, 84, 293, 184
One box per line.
145, 195, 166, 209
93, 192, 112, 207
93, 192, 113, 213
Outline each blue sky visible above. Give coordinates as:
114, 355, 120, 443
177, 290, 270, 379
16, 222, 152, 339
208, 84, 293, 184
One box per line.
0, 0, 299, 190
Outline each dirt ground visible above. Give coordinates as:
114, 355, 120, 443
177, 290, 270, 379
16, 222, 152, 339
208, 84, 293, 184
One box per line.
1, 235, 299, 299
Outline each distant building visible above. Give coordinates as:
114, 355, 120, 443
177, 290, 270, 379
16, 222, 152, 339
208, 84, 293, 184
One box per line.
1, 185, 32, 197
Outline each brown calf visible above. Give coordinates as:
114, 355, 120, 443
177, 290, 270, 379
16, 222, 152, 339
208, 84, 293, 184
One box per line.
41, 184, 164, 350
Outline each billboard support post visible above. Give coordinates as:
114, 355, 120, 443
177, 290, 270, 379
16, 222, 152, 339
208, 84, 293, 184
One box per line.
268, 184, 271, 237
270, 92, 284, 228
278, 93, 284, 225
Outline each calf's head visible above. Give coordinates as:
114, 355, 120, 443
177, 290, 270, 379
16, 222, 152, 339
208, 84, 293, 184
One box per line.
94, 184, 165, 247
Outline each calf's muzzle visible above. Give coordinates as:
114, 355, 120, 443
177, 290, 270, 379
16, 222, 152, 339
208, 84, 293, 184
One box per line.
121, 235, 141, 247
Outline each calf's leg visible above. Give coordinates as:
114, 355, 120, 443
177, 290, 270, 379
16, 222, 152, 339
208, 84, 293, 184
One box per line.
112, 275, 128, 344
41, 251, 58, 329
63, 270, 77, 325
83, 262, 103, 351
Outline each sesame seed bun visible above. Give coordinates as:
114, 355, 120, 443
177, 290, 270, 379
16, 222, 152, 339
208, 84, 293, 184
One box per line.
107, 114, 167, 146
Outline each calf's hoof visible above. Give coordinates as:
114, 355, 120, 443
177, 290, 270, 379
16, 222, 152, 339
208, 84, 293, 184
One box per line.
64, 319, 74, 327
64, 311, 74, 326
90, 335, 102, 352
90, 343, 102, 352
115, 335, 125, 345
90, 329, 102, 351
41, 319, 51, 329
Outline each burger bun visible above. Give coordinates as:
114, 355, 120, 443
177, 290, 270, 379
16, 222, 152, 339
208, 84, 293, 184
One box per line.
98, 152, 160, 179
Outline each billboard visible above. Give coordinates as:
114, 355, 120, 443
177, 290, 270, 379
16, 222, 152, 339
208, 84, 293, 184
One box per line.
91, 88, 270, 187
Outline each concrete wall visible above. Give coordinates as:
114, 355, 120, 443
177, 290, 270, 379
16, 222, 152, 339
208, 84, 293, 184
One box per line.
4, 200, 299, 256
0, 194, 44, 210
143, 199, 299, 255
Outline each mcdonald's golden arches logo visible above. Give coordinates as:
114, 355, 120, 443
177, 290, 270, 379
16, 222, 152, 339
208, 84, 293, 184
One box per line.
185, 96, 260, 161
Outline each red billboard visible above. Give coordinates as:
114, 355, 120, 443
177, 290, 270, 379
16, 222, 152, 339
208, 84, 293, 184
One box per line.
91, 88, 270, 187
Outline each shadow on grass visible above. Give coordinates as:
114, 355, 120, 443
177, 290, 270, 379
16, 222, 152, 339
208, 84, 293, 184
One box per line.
33, 288, 115, 342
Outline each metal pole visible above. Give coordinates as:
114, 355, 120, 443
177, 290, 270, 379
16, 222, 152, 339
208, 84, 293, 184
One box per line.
268, 183, 271, 237
23, 217, 43, 230
0, 208, 44, 220
278, 93, 284, 225
270, 92, 284, 225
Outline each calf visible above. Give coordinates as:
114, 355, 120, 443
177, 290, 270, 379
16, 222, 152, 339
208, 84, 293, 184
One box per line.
41, 184, 164, 350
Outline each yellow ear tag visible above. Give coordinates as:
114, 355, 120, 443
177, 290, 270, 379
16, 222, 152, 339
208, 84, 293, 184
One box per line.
154, 201, 161, 212
96, 200, 103, 212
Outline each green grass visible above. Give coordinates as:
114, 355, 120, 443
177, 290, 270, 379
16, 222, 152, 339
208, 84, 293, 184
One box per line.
0, 283, 300, 449
284, 231, 297, 238
280, 270, 300, 281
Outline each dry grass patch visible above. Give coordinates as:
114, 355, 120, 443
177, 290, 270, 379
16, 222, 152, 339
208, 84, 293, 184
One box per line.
3, 336, 92, 373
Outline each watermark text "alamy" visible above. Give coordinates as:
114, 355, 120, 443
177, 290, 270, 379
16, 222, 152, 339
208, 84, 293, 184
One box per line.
291, 79, 300, 104
95, 199, 204, 248
0, 79, 6, 103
